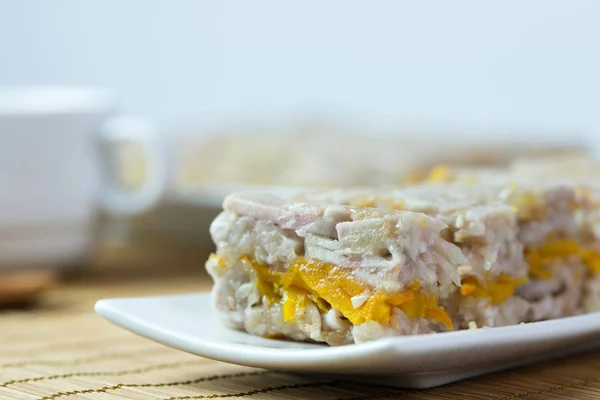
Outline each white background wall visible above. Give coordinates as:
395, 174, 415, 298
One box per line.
1, 0, 600, 141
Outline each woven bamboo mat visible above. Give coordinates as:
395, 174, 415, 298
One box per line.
2, 275, 600, 400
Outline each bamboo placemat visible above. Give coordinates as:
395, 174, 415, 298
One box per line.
1, 275, 600, 400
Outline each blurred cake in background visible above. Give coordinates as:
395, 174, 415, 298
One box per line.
173, 124, 589, 192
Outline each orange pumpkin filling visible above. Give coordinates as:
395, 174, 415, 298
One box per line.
239, 256, 453, 330
460, 274, 527, 304
213, 239, 600, 333
461, 240, 600, 304
525, 240, 600, 278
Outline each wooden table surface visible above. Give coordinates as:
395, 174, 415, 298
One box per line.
1, 269, 600, 400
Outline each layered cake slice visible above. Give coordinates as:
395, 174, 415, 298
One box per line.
206, 180, 596, 345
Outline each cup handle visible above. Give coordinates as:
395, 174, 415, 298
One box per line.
98, 116, 167, 216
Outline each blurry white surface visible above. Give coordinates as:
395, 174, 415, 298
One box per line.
1, 0, 600, 151
0, 86, 167, 269
96, 292, 600, 388
0, 86, 114, 115
171, 126, 587, 210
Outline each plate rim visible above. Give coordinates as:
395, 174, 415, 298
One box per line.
95, 292, 600, 370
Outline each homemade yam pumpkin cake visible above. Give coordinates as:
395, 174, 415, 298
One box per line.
206, 178, 600, 346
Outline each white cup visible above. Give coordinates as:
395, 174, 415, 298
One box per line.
0, 86, 167, 269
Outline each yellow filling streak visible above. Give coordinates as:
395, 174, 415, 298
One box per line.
582, 250, 600, 274
511, 193, 549, 220
425, 164, 451, 183
241, 256, 453, 330
462, 240, 600, 303
460, 274, 527, 304
525, 240, 600, 277
209, 253, 227, 269
222, 240, 600, 331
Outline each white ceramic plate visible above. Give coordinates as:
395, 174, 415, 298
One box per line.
96, 292, 600, 388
